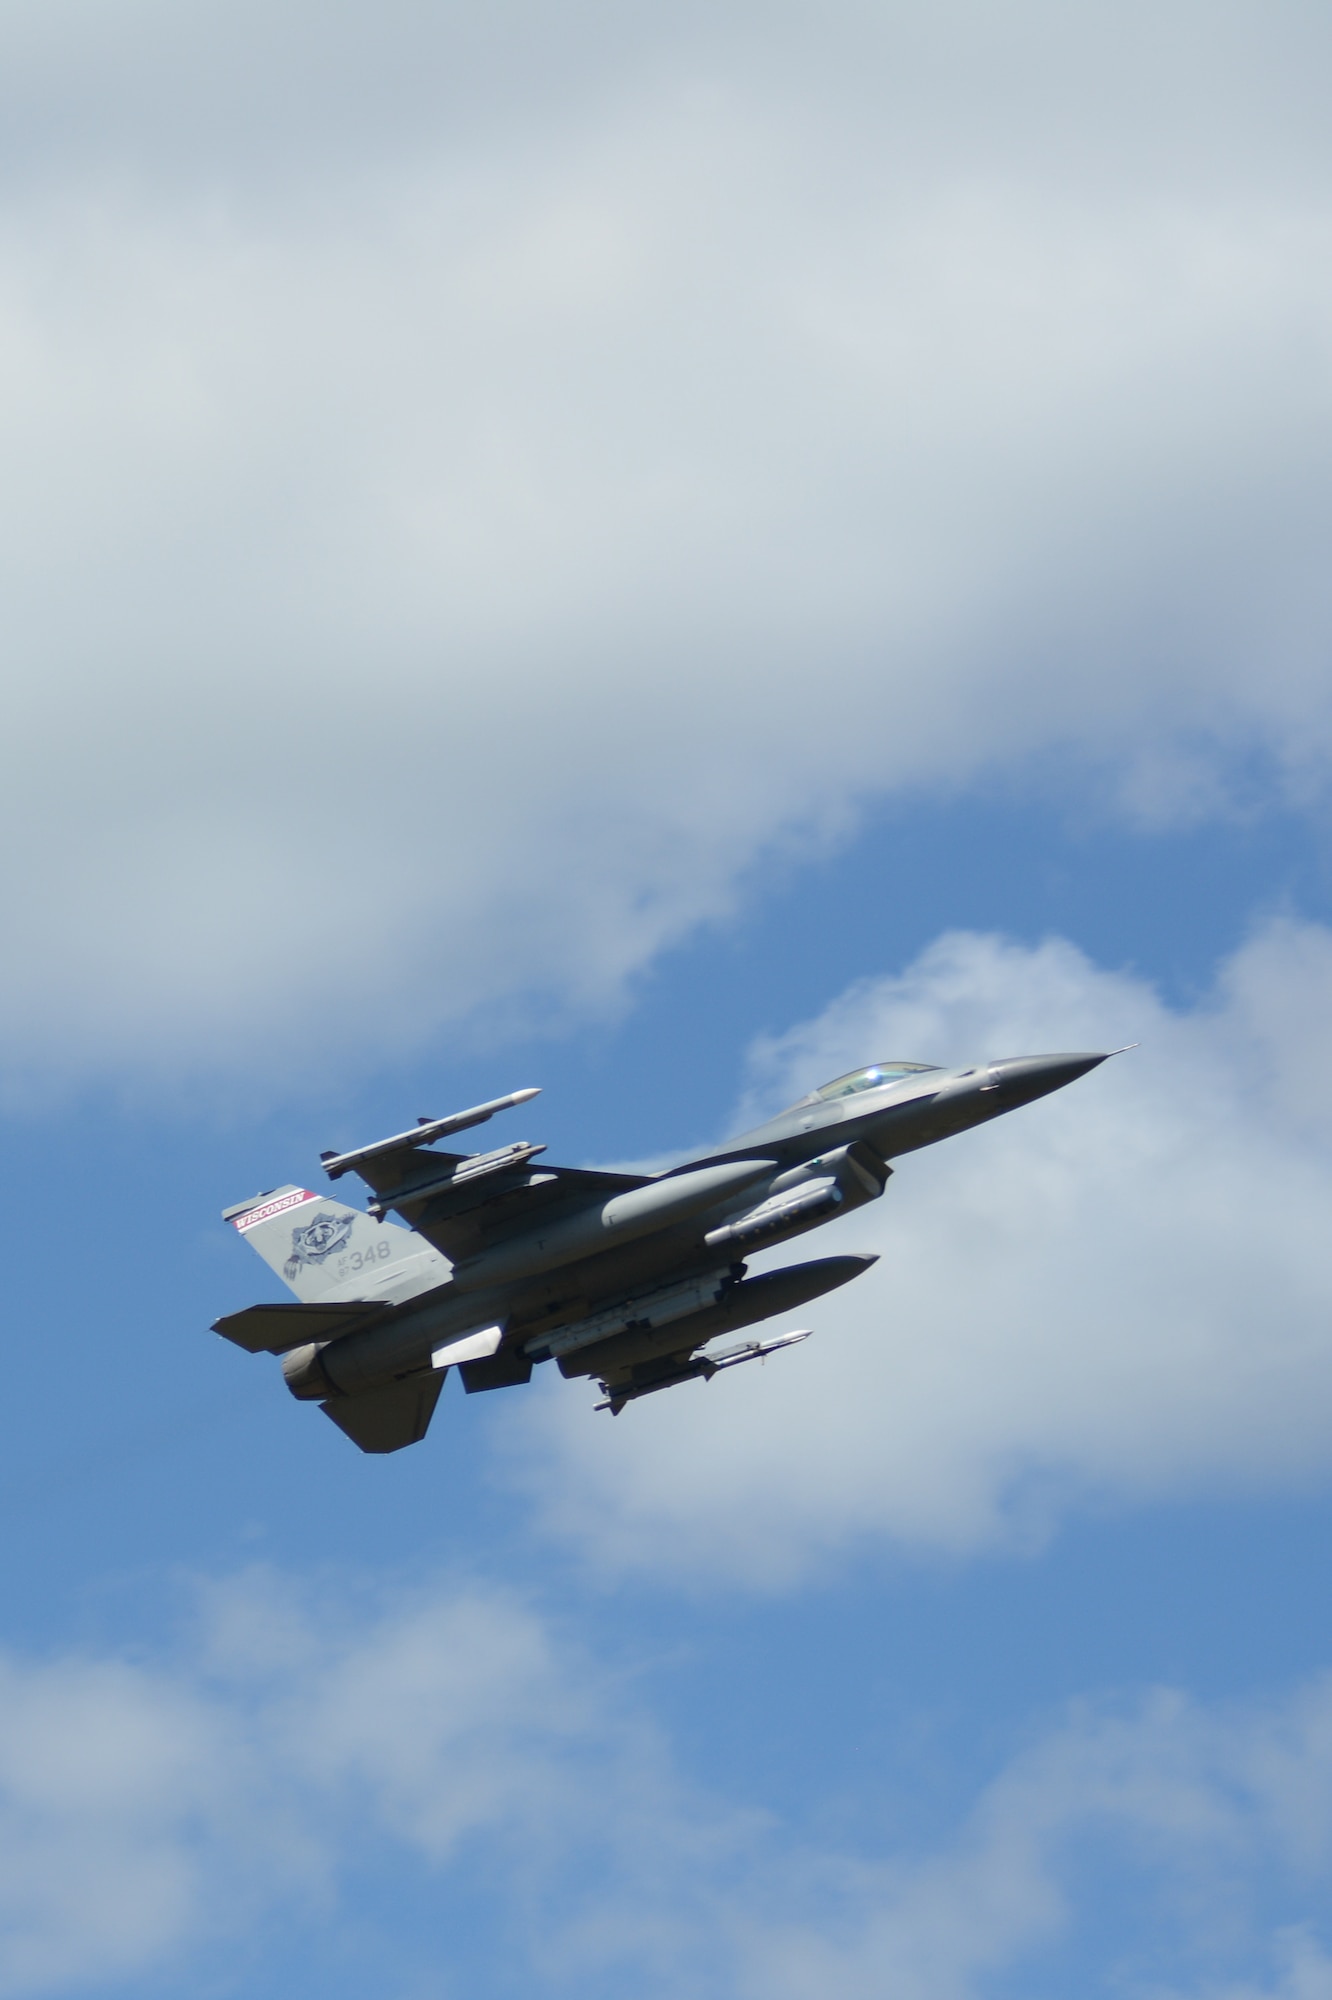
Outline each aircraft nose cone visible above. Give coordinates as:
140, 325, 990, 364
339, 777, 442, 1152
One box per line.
983, 1052, 1111, 1107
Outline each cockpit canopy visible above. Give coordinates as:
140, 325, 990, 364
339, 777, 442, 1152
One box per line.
795, 1061, 940, 1107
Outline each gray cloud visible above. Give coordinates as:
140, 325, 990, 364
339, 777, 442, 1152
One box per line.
2, 3, 1332, 1078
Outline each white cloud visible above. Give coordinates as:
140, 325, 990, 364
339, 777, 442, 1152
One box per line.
0, 4, 1331, 1078
0, 1574, 657, 1995
506, 921, 1332, 1582
0, 1650, 272, 1992
0, 1569, 763, 1997
736, 1677, 1332, 2000
4, 1567, 1332, 1997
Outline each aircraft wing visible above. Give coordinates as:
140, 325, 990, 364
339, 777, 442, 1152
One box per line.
320, 1374, 444, 1453
212, 1300, 391, 1354
335, 1145, 650, 1263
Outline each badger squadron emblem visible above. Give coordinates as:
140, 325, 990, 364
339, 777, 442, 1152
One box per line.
284, 1210, 355, 1282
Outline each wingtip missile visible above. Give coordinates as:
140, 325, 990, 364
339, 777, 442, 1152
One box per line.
322, 1088, 543, 1179
416, 1086, 540, 1127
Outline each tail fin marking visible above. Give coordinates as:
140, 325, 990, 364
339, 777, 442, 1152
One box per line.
225, 1184, 450, 1303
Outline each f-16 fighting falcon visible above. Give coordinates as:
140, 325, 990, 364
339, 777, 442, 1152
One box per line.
213, 1052, 1115, 1453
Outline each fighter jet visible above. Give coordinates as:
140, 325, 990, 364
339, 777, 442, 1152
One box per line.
213, 1052, 1112, 1453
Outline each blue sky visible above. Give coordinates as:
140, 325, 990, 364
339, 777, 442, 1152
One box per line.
4, 3, 1332, 1994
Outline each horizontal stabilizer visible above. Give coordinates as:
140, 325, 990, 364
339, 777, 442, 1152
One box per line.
211, 1300, 389, 1355
320, 1373, 444, 1454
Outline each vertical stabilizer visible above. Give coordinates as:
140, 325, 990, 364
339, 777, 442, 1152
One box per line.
223, 1185, 449, 1302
